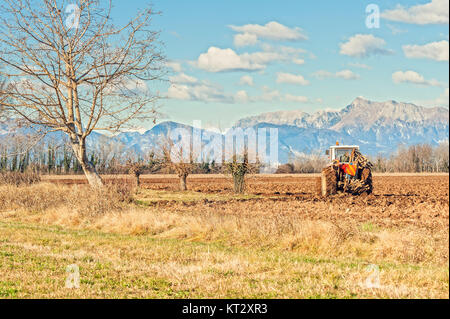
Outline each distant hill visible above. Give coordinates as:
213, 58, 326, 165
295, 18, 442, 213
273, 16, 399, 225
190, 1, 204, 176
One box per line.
1, 97, 448, 163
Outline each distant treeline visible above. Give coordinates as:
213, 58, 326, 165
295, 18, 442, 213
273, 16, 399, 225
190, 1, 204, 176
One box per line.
277, 142, 449, 174
0, 137, 448, 174
0, 138, 222, 175
370, 142, 449, 173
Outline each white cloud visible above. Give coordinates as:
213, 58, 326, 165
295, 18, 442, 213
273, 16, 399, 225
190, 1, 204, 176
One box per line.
229, 21, 307, 44
167, 75, 255, 104
382, 0, 449, 25
239, 75, 254, 86
234, 90, 249, 103
226, 86, 314, 104
234, 33, 258, 47
313, 69, 360, 80
348, 62, 372, 70
335, 70, 360, 80
243, 51, 283, 65
195, 45, 308, 72
392, 70, 442, 86
260, 44, 308, 64
260, 86, 281, 102
276, 72, 310, 86
169, 73, 198, 84
167, 80, 234, 103
277, 45, 307, 54
387, 24, 407, 35
196, 47, 265, 72
166, 61, 182, 73
312, 71, 333, 79
167, 84, 191, 100
284, 94, 308, 103
339, 34, 393, 57
402, 40, 449, 61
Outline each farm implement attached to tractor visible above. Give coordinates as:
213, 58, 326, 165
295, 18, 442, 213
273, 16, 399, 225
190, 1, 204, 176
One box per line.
317, 142, 373, 197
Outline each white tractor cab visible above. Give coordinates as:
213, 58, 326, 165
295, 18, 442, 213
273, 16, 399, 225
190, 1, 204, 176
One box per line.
325, 142, 360, 164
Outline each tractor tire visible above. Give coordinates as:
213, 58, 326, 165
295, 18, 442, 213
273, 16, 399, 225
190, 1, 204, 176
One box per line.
320, 166, 338, 197
360, 167, 373, 195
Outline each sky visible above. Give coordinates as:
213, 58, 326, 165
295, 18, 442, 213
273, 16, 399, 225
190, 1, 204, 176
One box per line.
113, 0, 449, 130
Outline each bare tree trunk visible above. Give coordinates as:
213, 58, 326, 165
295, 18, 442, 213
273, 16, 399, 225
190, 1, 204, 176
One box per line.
233, 173, 246, 194
179, 174, 187, 191
82, 160, 103, 187
135, 174, 141, 188
71, 138, 103, 187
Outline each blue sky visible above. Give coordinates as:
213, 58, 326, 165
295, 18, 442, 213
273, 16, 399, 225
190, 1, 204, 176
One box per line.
114, 0, 449, 129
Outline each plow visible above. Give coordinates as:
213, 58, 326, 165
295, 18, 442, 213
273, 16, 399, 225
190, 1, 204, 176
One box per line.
317, 143, 373, 197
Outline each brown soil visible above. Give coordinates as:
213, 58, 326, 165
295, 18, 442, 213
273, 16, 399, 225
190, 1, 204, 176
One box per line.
41, 174, 449, 229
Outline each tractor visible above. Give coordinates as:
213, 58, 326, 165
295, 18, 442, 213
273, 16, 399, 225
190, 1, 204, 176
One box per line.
317, 142, 373, 197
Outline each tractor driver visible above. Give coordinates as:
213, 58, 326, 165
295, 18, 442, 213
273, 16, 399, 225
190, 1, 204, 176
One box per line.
340, 151, 350, 163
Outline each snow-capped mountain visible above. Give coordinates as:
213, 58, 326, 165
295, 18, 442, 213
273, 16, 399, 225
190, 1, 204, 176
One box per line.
233, 97, 448, 161
1, 97, 448, 163
238, 97, 448, 130
235, 109, 342, 129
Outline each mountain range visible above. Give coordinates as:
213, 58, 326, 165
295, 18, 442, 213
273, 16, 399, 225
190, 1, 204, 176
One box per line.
1, 97, 448, 163
232, 97, 448, 161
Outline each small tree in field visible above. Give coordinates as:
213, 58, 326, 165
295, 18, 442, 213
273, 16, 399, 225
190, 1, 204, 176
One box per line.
224, 150, 259, 194
126, 152, 161, 188
160, 139, 196, 191
0, 0, 165, 187
127, 161, 145, 188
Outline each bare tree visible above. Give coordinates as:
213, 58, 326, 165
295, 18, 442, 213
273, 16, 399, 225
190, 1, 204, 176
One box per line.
224, 149, 260, 194
435, 141, 449, 172
160, 138, 196, 191
0, 0, 165, 186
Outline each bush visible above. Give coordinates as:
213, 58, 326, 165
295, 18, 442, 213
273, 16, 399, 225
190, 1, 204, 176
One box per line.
0, 171, 41, 186
0, 182, 133, 216
70, 183, 133, 217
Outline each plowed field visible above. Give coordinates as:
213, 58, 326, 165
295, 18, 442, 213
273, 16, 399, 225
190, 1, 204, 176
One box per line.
43, 174, 449, 228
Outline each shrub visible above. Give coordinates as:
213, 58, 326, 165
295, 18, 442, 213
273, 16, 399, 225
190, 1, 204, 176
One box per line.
0, 182, 133, 216
0, 171, 41, 186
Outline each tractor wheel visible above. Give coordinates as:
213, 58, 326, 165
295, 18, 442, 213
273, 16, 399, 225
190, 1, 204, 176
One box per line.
320, 166, 338, 197
360, 167, 373, 195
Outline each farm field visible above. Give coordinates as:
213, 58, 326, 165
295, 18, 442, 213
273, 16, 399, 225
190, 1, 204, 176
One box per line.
0, 174, 448, 298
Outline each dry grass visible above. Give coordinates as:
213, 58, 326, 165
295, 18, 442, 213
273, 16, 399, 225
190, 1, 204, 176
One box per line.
0, 177, 448, 298
0, 182, 132, 217
0, 171, 41, 186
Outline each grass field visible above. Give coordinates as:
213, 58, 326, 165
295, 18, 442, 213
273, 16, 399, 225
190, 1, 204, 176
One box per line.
0, 174, 448, 298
